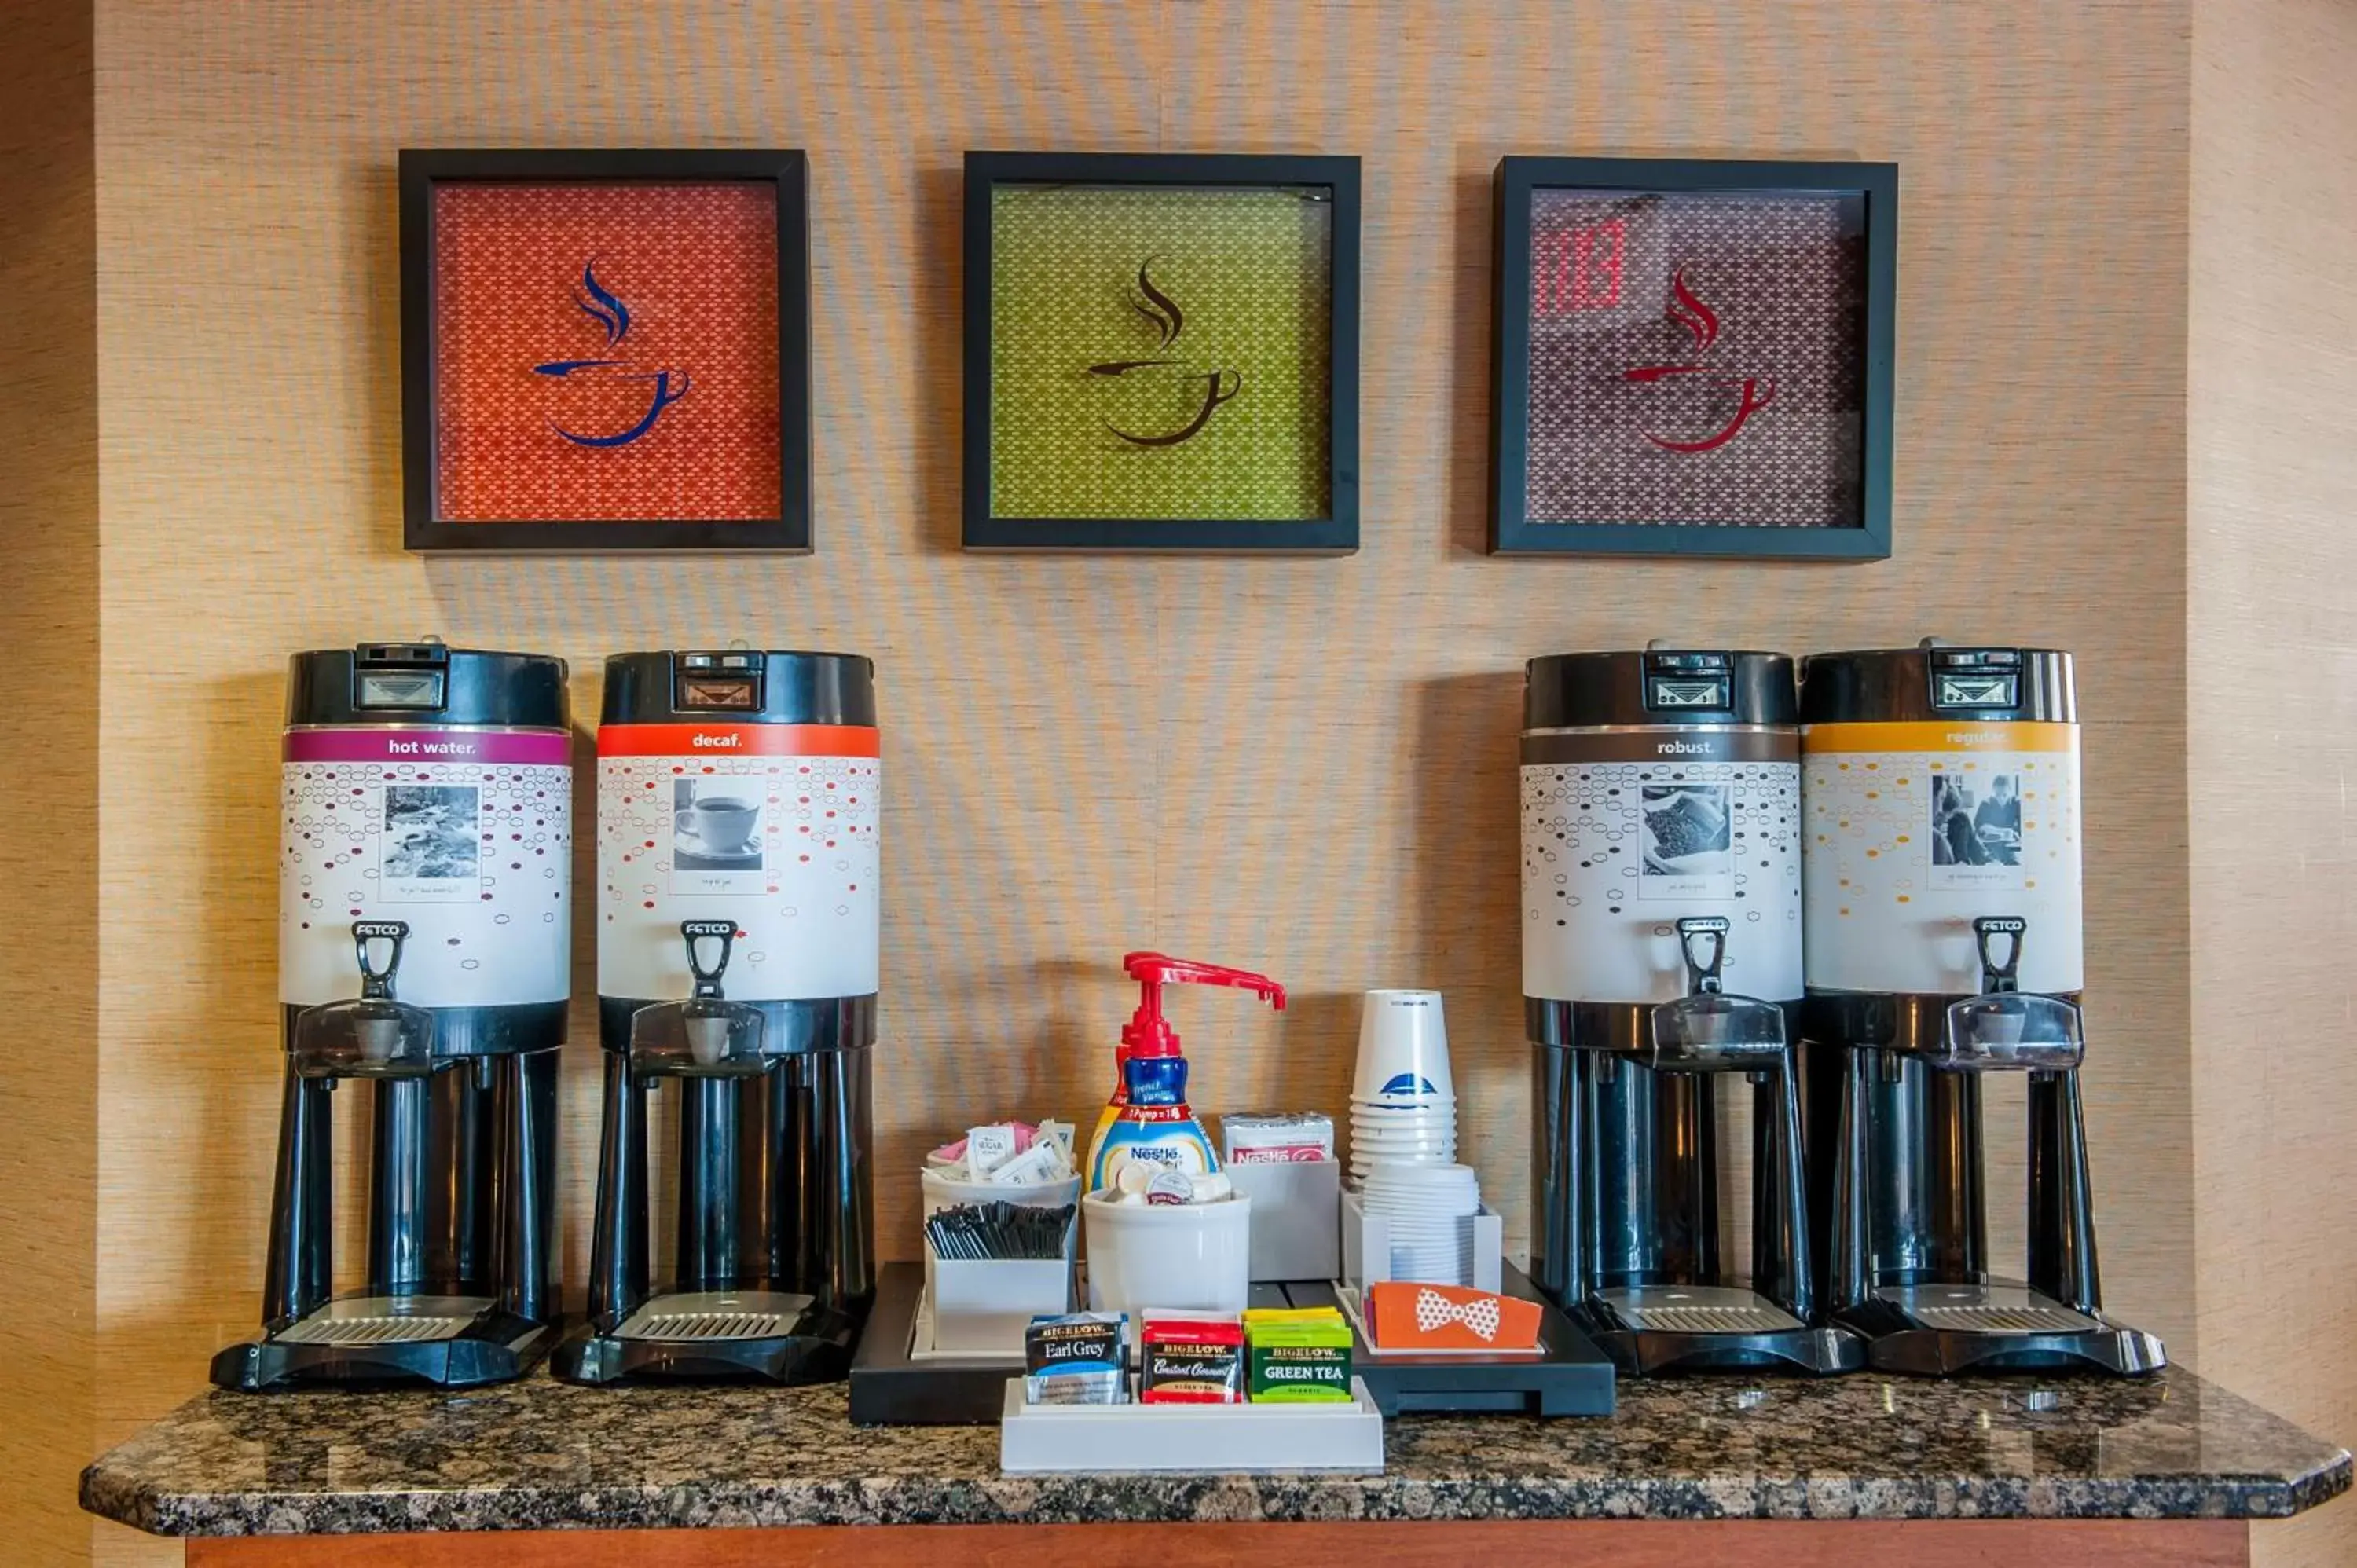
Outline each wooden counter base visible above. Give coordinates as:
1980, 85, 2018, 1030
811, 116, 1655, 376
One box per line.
187, 1518, 2249, 1566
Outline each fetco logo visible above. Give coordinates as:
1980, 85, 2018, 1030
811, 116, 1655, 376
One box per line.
690, 733, 740, 748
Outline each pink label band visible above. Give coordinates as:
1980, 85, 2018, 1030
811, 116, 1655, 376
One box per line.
283, 729, 573, 765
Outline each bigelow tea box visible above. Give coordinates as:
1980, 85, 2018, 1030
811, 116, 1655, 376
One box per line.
1244, 1310, 1353, 1403
1248, 1339, 1351, 1401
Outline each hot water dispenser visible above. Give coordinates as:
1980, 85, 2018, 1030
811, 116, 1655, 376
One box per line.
212, 642, 570, 1390
557, 649, 880, 1384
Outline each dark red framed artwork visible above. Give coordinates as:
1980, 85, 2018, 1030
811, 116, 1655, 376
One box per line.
1490, 156, 1896, 559
400, 150, 811, 552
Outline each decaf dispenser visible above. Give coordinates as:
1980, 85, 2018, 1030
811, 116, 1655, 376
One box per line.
1798, 643, 2163, 1374
1523, 648, 1857, 1374
557, 649, 881, 1384
211, 642, 570, 1390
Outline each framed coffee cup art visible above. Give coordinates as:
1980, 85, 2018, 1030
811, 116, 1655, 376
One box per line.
1490, 156, 1897, 559
400, 148, 812, 552
962, 151, 1362, 553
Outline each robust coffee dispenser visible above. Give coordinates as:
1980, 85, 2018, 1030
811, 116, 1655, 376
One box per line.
557, 650, 880, 1384
212, 643, 570, 1390
1524, 650, 1858, 1375
1798, 643, 2163, 1375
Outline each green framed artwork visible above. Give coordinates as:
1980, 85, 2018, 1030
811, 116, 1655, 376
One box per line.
963, 152, 1361, 552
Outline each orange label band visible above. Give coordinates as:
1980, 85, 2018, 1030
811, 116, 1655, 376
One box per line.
1801, 721, 2077, 755
597, 723, 880, 758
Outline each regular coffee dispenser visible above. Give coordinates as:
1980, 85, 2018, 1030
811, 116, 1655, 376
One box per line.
213, 643, 570, 1390
1523, 648, 1858, 1375
1798, 643, 2164, 1374
557, 649, 881, 1384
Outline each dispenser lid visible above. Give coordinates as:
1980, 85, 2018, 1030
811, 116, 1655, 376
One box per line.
602, 649, 876, 727
1524, 649, 1797, 730
1800, 644, 2076, 724
286, 643, 570, 730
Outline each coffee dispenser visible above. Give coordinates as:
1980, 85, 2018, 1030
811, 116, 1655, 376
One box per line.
1798, 643, 2163, 1374
212, 643, 569, 1390
1524, 649, 1858, 1375
557, 650, 880, 1384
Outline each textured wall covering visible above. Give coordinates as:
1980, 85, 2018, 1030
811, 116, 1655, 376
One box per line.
2190, 1, 2357, 1564
0, 3, 101, 1563
84, 2, 2193, 1561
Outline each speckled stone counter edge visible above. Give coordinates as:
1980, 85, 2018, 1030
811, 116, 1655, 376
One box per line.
80, 1448, 2352, 1537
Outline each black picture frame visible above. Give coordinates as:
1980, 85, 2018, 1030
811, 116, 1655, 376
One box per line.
399, 148, 812, 553
1490, 156, 1897, 559
962, 151, 1361, 554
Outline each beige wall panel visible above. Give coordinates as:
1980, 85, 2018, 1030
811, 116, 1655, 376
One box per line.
90, 4, 2192, 1558
2190, 1, 2357, 1564
1, 2, 101, 1563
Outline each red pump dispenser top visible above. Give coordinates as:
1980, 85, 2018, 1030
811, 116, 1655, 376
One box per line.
1120, 951, 1287, 1059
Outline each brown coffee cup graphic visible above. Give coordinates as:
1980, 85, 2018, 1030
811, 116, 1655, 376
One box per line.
678, 795, 759, 857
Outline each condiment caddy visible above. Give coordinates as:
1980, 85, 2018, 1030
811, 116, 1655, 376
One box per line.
998, 1376, 1384, 1473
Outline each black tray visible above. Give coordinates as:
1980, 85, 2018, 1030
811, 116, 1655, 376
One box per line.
1285, 1266, 1615, 1417
849, 1262, 1020, 1425
848, 1261, 1615, 1424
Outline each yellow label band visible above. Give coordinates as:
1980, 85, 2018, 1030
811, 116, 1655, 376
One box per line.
1801, 721, 2078, 755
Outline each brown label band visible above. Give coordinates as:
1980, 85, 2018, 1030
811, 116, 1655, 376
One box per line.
1521, 727, 1797, 766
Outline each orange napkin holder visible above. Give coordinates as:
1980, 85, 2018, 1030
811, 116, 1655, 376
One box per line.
1365, 1282, 1543, 1351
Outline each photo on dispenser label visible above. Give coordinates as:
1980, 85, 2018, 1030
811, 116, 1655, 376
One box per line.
1930, 771, 2022, 886
381, 784, 480, 903
671, 777, 765, 893
1640, 783, 1732, 899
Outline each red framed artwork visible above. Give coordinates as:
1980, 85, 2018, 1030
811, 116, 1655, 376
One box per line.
400, 150, 811, 552
1490, 157, 1897, 559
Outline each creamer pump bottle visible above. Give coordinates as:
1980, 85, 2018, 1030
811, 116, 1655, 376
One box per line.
1087, 951, 1286, 1193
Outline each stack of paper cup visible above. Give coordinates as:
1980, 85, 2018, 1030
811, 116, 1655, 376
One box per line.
1349, 989, 1456, 1183
1361, 1162, 1481, 1285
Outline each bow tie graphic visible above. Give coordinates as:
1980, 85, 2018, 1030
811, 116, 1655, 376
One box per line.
1413, 1289, 1502, 1341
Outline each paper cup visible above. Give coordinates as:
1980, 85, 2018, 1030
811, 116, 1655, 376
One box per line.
1354, 990, 1453, 1103
1358, 1145, 1442, 1169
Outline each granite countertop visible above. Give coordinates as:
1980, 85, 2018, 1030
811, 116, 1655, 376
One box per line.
82, 1364, 2348, 1537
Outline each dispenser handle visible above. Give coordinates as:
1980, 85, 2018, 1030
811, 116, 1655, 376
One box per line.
1120, 951, 1288, 1009
680, 920, 739, 999
1940, 916, 2082, 1071
1650, 917, 1787, 1072
1675, 916, 1729, 997
351, 921, 409, 1002
1118, 951, 1287, 1058
1972, 916, 2026, 995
